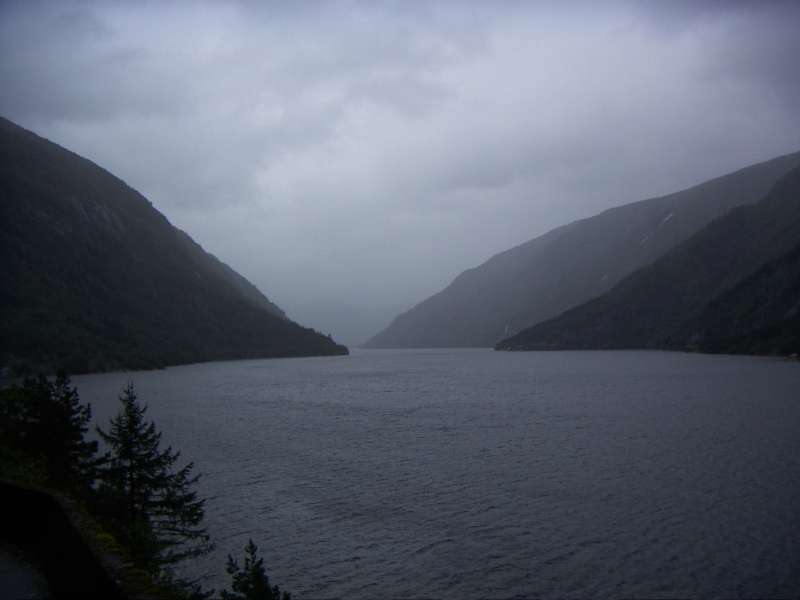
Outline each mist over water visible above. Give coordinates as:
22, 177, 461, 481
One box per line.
76, 350, 800, 598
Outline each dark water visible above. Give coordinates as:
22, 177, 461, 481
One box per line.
75, 349, 800, 599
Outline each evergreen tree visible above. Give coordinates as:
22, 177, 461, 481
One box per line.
0, 371, 98, 492
221, 539, 291, 600
45, 371, 100, 490
97, 382, 212, 570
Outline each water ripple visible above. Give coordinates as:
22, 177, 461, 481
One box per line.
76, 349, 800, 599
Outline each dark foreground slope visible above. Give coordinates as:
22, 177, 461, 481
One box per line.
498, 164, 800, 353
366, 151, 800, 348
0, 117, 347, 373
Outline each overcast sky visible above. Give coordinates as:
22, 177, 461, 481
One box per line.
2, 1, 799, 345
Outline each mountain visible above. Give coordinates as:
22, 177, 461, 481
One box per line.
497, 164, 800, 352
0, 116, 347, 374
365, 151, 800, 348
664, 240, 800, 356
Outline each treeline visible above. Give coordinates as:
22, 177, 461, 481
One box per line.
0, 373, 290, 600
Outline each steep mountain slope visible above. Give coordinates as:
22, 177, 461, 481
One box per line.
497, 164, 800, 351
665, 241, 800, 355
0, 116, 347, 373
366, 151, 800, 348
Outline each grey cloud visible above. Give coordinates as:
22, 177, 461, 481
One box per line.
1, 1, 799, 345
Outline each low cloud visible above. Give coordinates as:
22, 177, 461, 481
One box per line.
2, 1, 799, 344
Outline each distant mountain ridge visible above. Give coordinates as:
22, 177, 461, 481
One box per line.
0, 116, 347, 373
498, 164, 800, 354
366, 151, 800, 348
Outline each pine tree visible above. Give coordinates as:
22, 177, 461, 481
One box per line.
96, 382, 212, 570
0, 371, 98, 492
45, 371, 100, 491
221, 539, 291, 600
